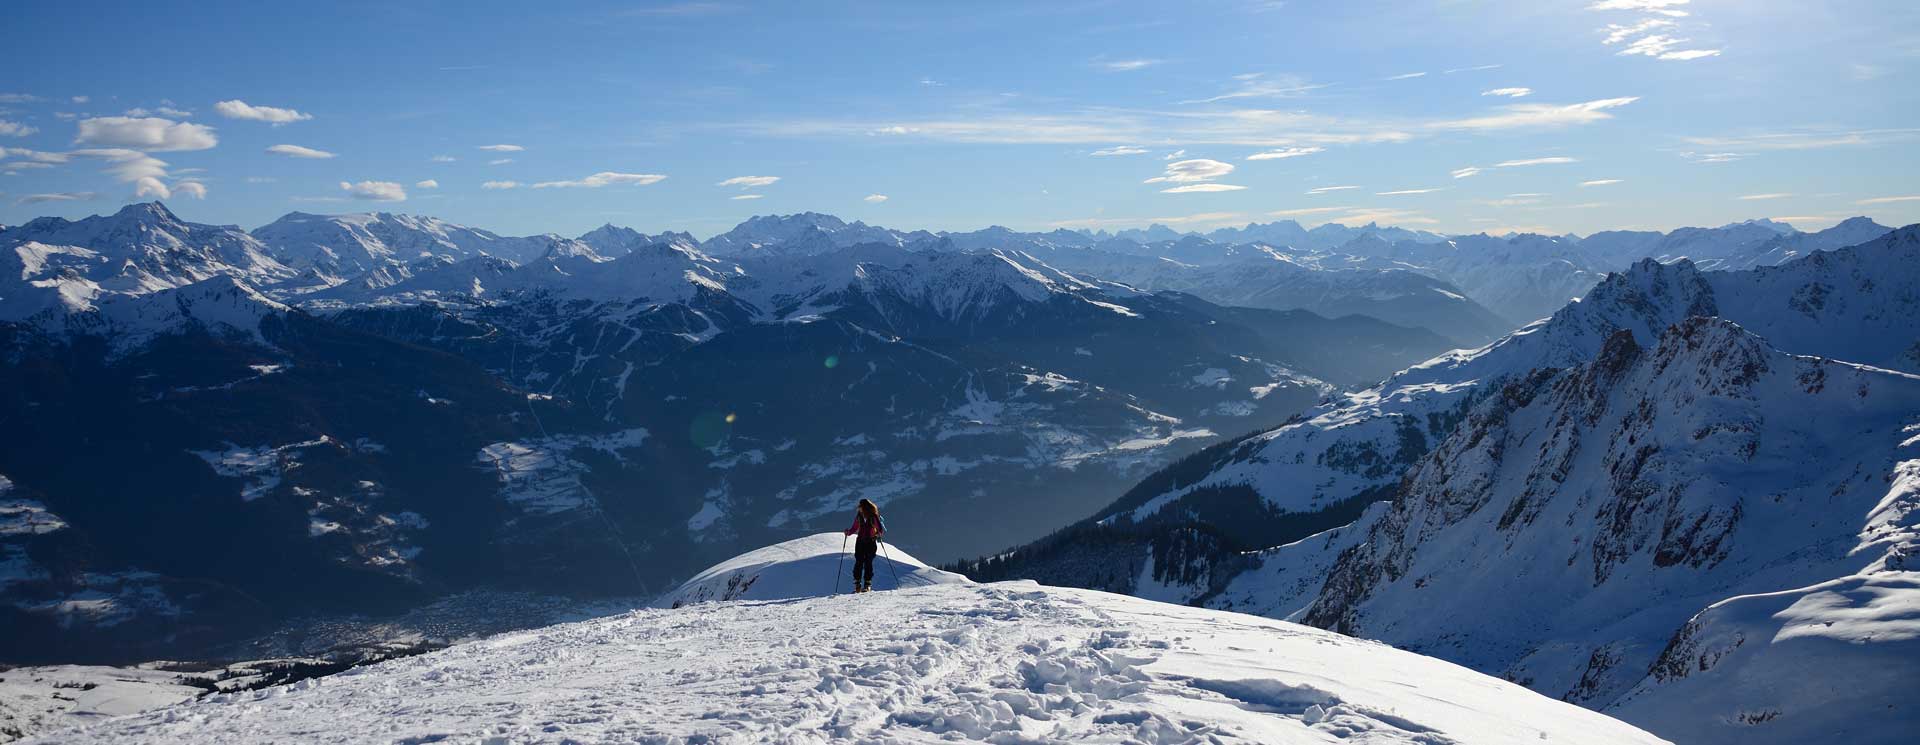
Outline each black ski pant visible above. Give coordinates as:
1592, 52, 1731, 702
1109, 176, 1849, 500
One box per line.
852, 536, 877, 587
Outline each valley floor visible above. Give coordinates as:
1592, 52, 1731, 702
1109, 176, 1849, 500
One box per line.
37, 582, 1665, 744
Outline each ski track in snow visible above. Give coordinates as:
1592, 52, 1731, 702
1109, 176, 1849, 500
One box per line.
45, 584, 1666, 744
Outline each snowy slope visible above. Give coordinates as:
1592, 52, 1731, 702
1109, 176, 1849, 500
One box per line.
251, 210, 565, 285
654, 532, 971, 607
46, 579, 1668, 744
1216, 317, 1920, 744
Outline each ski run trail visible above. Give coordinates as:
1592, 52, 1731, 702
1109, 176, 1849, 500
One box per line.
33, 535, 1666, 744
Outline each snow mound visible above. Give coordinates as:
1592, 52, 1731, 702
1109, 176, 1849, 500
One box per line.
654, 532, 970, 608
49, 583, 1667, 744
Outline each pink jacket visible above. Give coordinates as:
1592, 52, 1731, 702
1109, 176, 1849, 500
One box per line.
844, 513, 885, 539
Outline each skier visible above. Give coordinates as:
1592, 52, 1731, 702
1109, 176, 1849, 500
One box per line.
843, 498, 886, 593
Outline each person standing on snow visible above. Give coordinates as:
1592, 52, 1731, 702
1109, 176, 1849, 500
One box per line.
844, 498, 886, 593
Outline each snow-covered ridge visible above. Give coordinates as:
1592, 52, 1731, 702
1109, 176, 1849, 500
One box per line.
653, 532, 969, 608
43, 570, 1668, 744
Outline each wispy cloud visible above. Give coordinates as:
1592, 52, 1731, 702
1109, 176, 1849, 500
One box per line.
1451, 167, 1484, 179
1431, 97, 1638, 131
1591, 0, 1719, 61
1481, 87, 1532, 98
477, 144, 525, 152
266, 144, 335, 159
1581, 178, 1623, 186
1306, 185, 1360, 194
1145, 159, 1235, 184
1376, 188, 1443, 195
489, 158, 514, 165
1681, 151, 1743, 163
1383, 72, 1427, 81
1049, 211, 1248, 229
1681, 128, 1920, 151
717, 175, 780, 188
415, 179, 439, 189
15, 191, 98, 205
730, 194, 763, 200
432, 154, 458, 163
0, 94, 42, 104
1738, 192, 1793, 200
1494, 156, 1578, 167
1091, 145, 1149, 156
1095, 58, 1162, 72
340, 180, 406, 201
1161, 183, 1247, 193
1858, 195, 1920, 205
531, 172, 668, 189
1179, 73, 1328, 104
214, 99, 312, 125
1443, 64, 1502, 74
864, 194, 888, 203
481, 180, 520, 190
1267, 206, 1351, 216
1246, 146, 1323, 160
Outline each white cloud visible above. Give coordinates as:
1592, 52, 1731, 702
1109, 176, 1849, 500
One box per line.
864, 194, 888, 203
730, 194, 764, 200
1383, 72, 1427, 81
1581, 178, 1623, 186
482, 180, 520, 190
717, 175, 780, 188
71, 148, 199, 199
489, 158, 515, 165
71, 95, 89, 104
1481, 88, 1532, 98
1376, 188, 1443, 195
415, 179, 439, 189
1162, 149, 1186, 160
266, 144, 335, 159
1495, 156, 1578, 167
1335, 207, 1439, 225
1682, 151, 1743, 163
213, 99, 312, 125
0, 120, 40, 137
530, 172, 668, 189
1160, 183, 1247, 193
1096, 58, 1162, 72
1246, 146, 1324, 160
1443, 64, 1503, 74
171, 181, 207, 200
1091, 146, 1149, 156
125, 106, 193, 118
15, 191, 98, 205
340, 180, 407, 201
1738, 193, 1793, 201
1616, 34, 1720, 61
1307, 185, 1361, 194
0, 94, 41, 104
1050, 211, 1248, 230
1601, 18, 1675, 44
74, 116, 218, 151
1857, 195, 1920, 205
1431, 97, 1638, 131
432, 155, 457, 163
477, 144, 524, 152
1144, 158, 1235, 184
1451, 167, 1484, 179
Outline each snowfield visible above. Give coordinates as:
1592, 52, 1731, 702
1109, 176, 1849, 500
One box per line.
38, 536, 1667, 744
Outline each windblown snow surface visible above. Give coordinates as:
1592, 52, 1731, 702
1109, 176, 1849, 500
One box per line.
40, 534, 1666, 744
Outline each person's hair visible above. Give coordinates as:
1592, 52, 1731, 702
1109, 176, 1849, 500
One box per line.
858, 498, 879, 521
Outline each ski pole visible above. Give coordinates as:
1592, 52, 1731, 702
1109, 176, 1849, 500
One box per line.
835, 534, 848, 594
878, 538, 904, 588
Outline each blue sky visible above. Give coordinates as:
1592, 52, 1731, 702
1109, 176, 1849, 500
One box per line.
3, 0, 1917, 238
